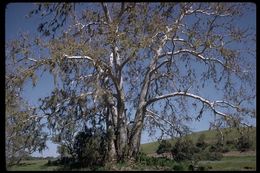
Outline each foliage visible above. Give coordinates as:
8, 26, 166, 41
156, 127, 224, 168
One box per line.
156, 139, 172, 155
196, 134, 207, 149
57, 144, 71, 159
172, 164, 185, 171
136, 152, 174, 167
72, 127, 108, 167
171, 137, 197, 162
236, 134, 253, 152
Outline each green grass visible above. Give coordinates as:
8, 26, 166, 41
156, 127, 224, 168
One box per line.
141, 127, 256, 154
199, 155, 256, 171
7, 160, 60, 171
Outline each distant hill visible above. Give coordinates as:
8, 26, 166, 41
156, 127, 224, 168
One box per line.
140, 127, 256, 154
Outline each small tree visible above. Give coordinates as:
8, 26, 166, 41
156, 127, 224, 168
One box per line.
156, 140, 172, 157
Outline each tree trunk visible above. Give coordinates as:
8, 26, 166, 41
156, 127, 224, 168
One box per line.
128, 106, 145, 159
106, 106, 117, 162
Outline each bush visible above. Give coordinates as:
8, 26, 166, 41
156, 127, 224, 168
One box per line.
236, 135, 253, 152
72, 127, 108, 167
194, 150, 223, 161
136, 151, 147, 162
226, 139, 235, 145
209, 143, 225, 153
156, 140, 172, 155
197, 166, 208, 171
196, 134, 207, 149
222, 146, 230, 153
171, 137, 197, 162
207, 152, 223, 161
46, 159, 60, 166
173, 164, 184, 171
137, 152, 174, 167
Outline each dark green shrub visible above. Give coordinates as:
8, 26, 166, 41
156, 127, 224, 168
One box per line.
222, 146, 230, 153
188, 164, 195, 171
209, 143, 224, 153
171, 137, 197, 162
72, 127, 108, 167
194, 150, 223, 161
196, 134, 207, 149
236, 135, 253, 152
197, 166, 208, 171
136, 151, 148, 164
207, 152, 223, 161
47, 159, 52, 165
173, 164, 184, 171
226, 139, 235, 145
156, 140, 172, 155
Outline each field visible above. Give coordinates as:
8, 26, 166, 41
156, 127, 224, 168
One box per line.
7, 127, 256, 171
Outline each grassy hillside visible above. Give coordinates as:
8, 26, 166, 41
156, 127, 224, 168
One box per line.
141, 127, 256, 154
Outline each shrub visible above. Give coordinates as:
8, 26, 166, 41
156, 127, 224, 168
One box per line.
236, 135, 253, 152
194, 150, 223, 161
207, 152, 223, 161
72, 127, 108, 167
156, 140, 172, 155
171, 137, 197, 162
209, 143, 225, 153
173, 164, 184, 171
136, 152, 148, 163
222, 146, 230, 153
226, 139, 235, 145
196, 134, 207, 149
197, 166, 208, 171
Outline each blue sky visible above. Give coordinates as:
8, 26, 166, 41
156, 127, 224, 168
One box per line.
5, 3, 256, 157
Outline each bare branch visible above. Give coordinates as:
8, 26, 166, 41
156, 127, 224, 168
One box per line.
27, 58, 38, 62
214, 100, 240, 110
146, 109, 183, 135
159, 49, 236, 72
101, 3, 112, 23
117, 3, 125, 19
63, 54, 94, 61
146, 91, 236, 121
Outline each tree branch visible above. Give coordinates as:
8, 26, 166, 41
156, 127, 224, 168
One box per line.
145, 109, 183, 135
63, 54, 94, 61
101, 3, 112, 23
158, 49, 236, 72
146, 91, 237, 121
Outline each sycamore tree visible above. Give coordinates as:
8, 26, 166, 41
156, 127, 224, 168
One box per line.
6, 2, 256, 163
